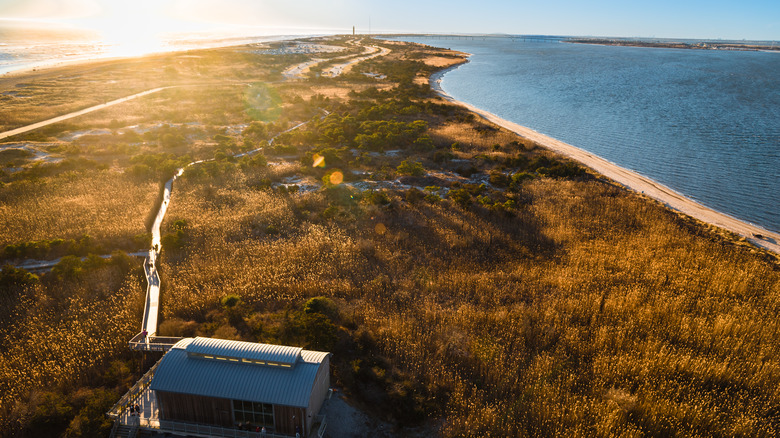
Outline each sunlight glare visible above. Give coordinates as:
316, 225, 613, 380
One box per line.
88, 1, 175, 57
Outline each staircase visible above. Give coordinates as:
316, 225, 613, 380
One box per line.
109, 423, 138, 438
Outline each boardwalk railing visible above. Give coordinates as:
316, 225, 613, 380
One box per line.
315, 415, 327, 438
107, 359, 162, 419
128, 332, 182, 351
132, 418, 292, 438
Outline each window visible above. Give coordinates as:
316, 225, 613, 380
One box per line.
232, 399, 273, 429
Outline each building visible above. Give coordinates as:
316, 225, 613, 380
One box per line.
109, 337, 331, 438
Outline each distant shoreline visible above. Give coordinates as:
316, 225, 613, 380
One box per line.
568, 38, 780, 52
429, 61, 780, 256
0, 33, 311, 77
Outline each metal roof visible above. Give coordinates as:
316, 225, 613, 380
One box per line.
300, 349, 329, 363
150, 338, 329, 408
185, 337, 303, 366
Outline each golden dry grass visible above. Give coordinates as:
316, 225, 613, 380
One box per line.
0, 172, 157, 252
154, 155, 780, 436
0, 266, 144, 433
430, 120, 536, 153
2, 37, 779, 438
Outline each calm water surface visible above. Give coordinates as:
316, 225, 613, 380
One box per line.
397, 37, 780, 233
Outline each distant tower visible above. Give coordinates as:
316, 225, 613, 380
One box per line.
353, 26, 355, 36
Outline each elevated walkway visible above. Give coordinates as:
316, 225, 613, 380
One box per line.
128, 332, 182, 352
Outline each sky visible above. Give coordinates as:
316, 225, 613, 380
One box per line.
0, 0, 778, 41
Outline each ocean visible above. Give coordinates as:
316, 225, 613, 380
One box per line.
0, 23, 298, 75
395, 36, 780, 234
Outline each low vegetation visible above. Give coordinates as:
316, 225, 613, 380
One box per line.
1, 37, 778, 438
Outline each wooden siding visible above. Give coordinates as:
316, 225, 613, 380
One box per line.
153, 354, 329, 435
274, 405, 305, 436
156, 391, 233, 427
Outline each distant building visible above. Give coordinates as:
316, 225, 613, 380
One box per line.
108, 337, 331, 437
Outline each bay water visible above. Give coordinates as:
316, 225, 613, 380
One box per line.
4, 29, 778, 233
396, 36, 780, 234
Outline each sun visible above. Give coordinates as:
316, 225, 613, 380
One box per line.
85, 2, 178, 57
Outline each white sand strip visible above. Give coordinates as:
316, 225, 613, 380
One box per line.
283, 58, 324, 79
432, 70, 780, 255
0, 87, 170, 141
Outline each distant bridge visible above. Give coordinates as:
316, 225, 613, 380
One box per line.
396, 34, 567, 43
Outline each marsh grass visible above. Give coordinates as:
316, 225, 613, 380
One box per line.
150, 44, 780, 436
1, 38, 779, 438
155, 152, 780, 436
0, 172, 157, 258
0, 261, 144, 434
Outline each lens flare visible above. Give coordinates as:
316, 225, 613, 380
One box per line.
328, 171, 343, 185
312, 154, 325, 168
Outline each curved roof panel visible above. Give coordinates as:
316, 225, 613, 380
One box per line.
150, 338, 329, 408
185, 337, 302, 365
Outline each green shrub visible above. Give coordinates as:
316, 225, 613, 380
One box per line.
63, 388, 116, 438
26, 391, 73, 437
50, 255, 84, 281
489, 171, 509, 188
243, 121, 268, 140
397, 159, 425, 176
364, 190, 391, 206
511, 172, 536, 189
413, 135, 435, 152
450, 188, 472, 208
405, 188, 425, 203
221, 294, 242, 309
303, 296, 339, 322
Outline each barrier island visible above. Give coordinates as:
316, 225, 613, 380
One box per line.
1, 36, 779, 437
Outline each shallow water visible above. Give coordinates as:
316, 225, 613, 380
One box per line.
397, 36, 780, 233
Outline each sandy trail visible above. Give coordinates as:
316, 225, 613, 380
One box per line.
284, 43, 391, 79
322, 46, 391, 77
431, 72, 780, 256
283, 58, 325, 79
0, 87, 170, 141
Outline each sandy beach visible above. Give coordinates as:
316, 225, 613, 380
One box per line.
431, 65, 780, 256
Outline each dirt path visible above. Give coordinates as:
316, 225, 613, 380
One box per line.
432, 73, 780, 256
0, 87, 171, 141
284, 43, 391, 79
283, 59, 325, 79
322, 46, 391, 77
